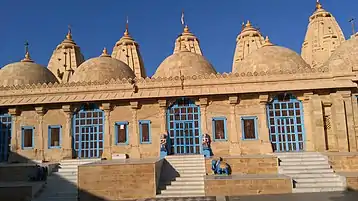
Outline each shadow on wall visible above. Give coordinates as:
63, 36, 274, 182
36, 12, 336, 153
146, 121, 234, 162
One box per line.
0, 152, 110, 201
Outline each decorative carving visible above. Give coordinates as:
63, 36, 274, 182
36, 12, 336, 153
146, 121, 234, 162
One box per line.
229, 95, 239, 105
211, 157, 231, 175
35, 106, 46, 116
8, 108, 20, 116
158, 99, 167, 108
259, 94, 269, 104
199, 98, 208, 106
130, 101, 139, 109
101, 103, 112, 111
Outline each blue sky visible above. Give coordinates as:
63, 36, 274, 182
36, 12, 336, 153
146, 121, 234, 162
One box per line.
0, 0, 357, 76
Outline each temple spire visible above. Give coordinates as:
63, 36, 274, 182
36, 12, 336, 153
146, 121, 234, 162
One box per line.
181, 9, 185, 28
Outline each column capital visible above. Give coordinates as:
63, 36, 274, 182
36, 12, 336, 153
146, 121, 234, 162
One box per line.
229, 95, 239, 105
259, 94, 269, 104
297, 92, 314, 102
322, 101, 332, 107
199, 97, 209, 106
8, 108, 20, 116
101, 103, 112, 111
62, 105, 72, 114
35, 106, 46, 116
130, 101, 140, 109
337, 91, 351, 99
158, 99, 167, 108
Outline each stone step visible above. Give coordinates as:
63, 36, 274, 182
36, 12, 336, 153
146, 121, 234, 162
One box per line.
164, 185, 204, 190
159, 189, 205, 195
177, 170, 206, 175
279, 164, 331, 170
175, 176, 205, 181
165, 157, 205, 162
169, 166, 206, 171
292, 187, 345, 193
281, 168, 334, 174
156, 194, 205, 198
57, 169, 78, 173
160, 180, 204, 186
280, 161, 330, 166
167, 160, 206, 164
288, 173, 337, 178
294, 177, 342, 183
167, 163, 206, 168
279, 158, 327, 162
295, 182, 345, 188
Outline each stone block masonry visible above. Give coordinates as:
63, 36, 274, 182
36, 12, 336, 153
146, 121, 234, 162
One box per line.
325, 152, 358, 172
78, 158, 163, 200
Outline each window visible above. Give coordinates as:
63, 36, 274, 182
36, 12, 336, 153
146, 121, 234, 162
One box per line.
48, 125, 61, 148
22, 126, 34, 149
115, 122, 128, 145
139, 120, 151, 144
241, 116, 258, 140
212, 117, 227, 141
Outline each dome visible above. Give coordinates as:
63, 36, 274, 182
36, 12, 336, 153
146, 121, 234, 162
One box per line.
153, 50, 216, 78
235, 39, 311, 74
323, 35, 358, 73
70, 48, 135, 83
0, 53, 58, 87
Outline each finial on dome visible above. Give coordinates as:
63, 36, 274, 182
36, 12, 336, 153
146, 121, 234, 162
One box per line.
245, 20, 252, 28
183, 25, 190, 33
124, 16, 129, 36
241, 22, 245, 30
262, 36, 274, 46
349, 18, 356, 36
21, 41, 33, 62
316, 0, 322, 10
181, 9, 185, 27
66, 25, 73, 40
100, 47, 110, 57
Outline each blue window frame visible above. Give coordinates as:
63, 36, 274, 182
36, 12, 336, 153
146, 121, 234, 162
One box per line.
139, 120, 151, 144
212, 117, 227, 141
115, 121, 129, 145
48, 125, 62, 149
21, 126, 34, 149
241, 116, 258, 140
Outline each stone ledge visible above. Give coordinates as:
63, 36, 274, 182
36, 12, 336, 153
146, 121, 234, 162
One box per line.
205, 174, 291, 180
336, 171, 358, 191
79, 158, 160, 166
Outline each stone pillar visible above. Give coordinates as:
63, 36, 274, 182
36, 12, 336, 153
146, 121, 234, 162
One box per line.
297, 93, 315, 151
130, 101, 140, 158
330, 92, 349, 152
310, 94, 326, 152
62, 105, 73, 159
322, 101, 337, 151
351, 95, 358, 151
228, 95, 241, 155
8, 108, 20, 162
258, 94, 272, 153
35, 106, 46, 161
102, 103, 112, 159
158, 99, 167, 133
340, 91, 357, 152
199, 98, 209, 134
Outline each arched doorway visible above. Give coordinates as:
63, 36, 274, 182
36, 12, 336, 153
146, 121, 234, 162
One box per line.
267, 94, 305, 152
167, 98, 201, 155
0, 113, 11, 162
73, 104, 104, 159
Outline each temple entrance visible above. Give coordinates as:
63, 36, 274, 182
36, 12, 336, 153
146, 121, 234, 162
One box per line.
167, 98, 201, 155
73, 104, 104, 159
267, 94, 305, 152
0, 114, 11, 162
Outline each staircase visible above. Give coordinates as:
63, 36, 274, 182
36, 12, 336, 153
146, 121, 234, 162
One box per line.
34, 159, 98, 201
157, 155, 206, 198
275, 152, 346, 193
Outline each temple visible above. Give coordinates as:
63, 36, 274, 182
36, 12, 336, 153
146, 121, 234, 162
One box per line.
0, 0, 357, 162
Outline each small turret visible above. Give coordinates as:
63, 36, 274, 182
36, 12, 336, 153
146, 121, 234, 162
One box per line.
301, 0, 345, 67
174, 25, 202, 55
111, 19, 146, 78
47, 26, 85, 83
232, 20, 265, 73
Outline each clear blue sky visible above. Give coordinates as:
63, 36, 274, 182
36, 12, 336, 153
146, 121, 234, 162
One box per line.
0, 0, 357, 76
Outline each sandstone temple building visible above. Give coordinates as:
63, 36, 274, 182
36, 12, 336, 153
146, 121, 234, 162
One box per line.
0, 1, 358, 163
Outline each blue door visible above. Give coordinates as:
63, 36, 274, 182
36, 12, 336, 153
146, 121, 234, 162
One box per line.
267, 94, 305, 152
167, 98, 201, 155
73, 104, 104, 159
0, 114, 11, 162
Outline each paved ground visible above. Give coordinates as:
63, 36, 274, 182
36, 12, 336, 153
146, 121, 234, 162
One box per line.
139, 191, 358, 201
